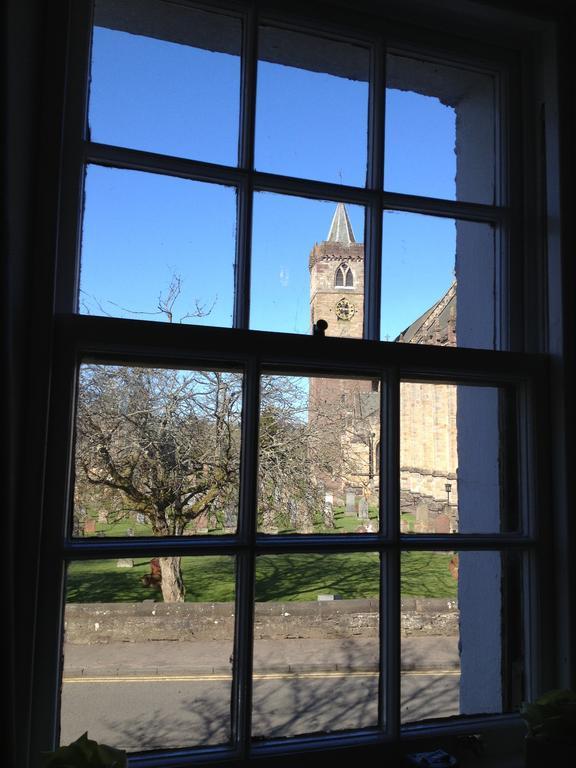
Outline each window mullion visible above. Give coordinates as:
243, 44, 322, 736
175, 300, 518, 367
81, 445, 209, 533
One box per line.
381, 367, 400, 736
232, 356, 260, 753
234, 179, 254, 330
363, 33, 385, 341
234, 3, 258, 329
364, 203, 383, 341
380, 189, 507, 225
367, 34, 385, 192
238, 3, 258, 173
85, 142, 248, 185
56, 0, 94, 315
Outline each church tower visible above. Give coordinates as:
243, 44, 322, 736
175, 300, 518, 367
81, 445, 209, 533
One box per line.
308, 204, 375, 504
309, 203, 365, 338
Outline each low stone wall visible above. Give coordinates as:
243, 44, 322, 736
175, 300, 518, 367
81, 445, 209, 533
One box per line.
64, 598, 458, 644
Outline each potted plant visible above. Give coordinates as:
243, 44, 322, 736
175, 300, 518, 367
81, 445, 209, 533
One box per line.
520, 689, 576, 765
42, 732, 127, 768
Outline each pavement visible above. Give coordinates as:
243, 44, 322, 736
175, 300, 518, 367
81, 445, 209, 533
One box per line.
63, 635, 459, 678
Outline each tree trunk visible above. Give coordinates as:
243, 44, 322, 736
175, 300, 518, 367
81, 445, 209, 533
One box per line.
159, 556, 186, 602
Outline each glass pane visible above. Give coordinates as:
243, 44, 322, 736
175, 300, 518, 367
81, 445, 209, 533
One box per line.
252, 553, 381, 738
73, 364, 242, 537
90, 0, 241, 165
401, 551, 520, 723
385, 54, 496, 204
400, 383, 514, 534
251, 193, 365, 337
256, 26, 369, 186
381, 212, 496, 350
61, 556, 236, 750
79, 166, 236, 326
258, 374, 380, 534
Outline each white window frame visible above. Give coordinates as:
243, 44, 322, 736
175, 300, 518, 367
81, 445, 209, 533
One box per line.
21, 1, 567, 766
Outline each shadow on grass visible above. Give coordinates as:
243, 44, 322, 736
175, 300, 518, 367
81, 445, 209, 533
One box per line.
66, 557, 236, 603
255, 553, 380, 601
401, 551, 457, 598
66, 552, 456, 603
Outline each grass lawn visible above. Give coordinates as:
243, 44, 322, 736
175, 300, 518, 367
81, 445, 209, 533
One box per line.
66, 551, 457, 603
330, 507, 379, 533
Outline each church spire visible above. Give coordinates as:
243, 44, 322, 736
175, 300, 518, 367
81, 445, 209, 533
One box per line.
326, 203, 356, 244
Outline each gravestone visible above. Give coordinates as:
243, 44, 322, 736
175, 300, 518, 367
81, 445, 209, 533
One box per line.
400, 518, 410, 533
358, 497, 369, 520
300, 516, 314, 533
346, 492, 356, 516
136, 512, 146, 525
126, 527, 134, 537
434, 514, 450, 534
97, 510, 107, 523
116, 559, 134, 568
444, 502, 458, 532
288, 500, 299, 528
195, 513, 209, 530
224, 508, 236, 529
415, 503, 429, 531
324, 494, 334, 527
84, 519, 96, 535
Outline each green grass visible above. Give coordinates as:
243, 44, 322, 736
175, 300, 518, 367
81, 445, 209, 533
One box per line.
66, 551, 457, 603
401, 512, 416, 532
330, 507, 379, 533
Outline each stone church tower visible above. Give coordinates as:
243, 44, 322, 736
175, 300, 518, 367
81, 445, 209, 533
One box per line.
308, 203, 459, 531
308, 204, 376, 503
309, 203, 365, 339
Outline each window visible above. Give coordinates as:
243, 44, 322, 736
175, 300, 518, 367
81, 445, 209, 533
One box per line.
335, 263, 354, 288
28, 0, 561, 765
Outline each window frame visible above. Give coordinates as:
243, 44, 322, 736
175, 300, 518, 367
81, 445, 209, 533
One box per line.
41, 317, 546, 763
29, 0, 560, 765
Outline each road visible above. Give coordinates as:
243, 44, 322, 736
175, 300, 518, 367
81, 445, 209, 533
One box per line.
61, 669, 460, 752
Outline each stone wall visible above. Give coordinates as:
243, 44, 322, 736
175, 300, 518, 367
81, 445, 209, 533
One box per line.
400, 380, 458, 504
64, 598, 458, 644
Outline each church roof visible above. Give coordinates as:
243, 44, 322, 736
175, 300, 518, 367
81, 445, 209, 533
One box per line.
396, 280, 457, 346
326, 203, 356, 244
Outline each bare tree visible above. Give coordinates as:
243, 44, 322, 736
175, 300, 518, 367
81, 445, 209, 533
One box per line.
75, 365, 242, 601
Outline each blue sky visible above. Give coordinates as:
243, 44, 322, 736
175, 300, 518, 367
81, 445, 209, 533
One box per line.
81, 25, 457, 340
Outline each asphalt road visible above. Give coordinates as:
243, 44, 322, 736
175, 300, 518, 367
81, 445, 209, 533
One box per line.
61, 670, 460, 752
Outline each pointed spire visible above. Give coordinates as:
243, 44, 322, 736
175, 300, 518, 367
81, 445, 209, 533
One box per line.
326, 203, 356, 244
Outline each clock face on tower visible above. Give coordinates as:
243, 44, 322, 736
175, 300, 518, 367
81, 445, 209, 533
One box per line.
335, 298, 356, 320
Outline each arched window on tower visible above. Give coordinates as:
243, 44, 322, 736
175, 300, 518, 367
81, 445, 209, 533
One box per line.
335, 263, 353, 288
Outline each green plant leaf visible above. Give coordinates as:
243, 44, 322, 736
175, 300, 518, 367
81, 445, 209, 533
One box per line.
41, 733, 127, 768
521, 690, 576, 743
537, 689, 576, 707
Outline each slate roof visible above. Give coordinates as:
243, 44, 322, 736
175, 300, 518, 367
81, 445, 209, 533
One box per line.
396, 281, 457, 346
326, 203, 356, 244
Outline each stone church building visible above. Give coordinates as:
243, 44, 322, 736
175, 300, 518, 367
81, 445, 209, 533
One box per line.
309, 203, 458, 532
